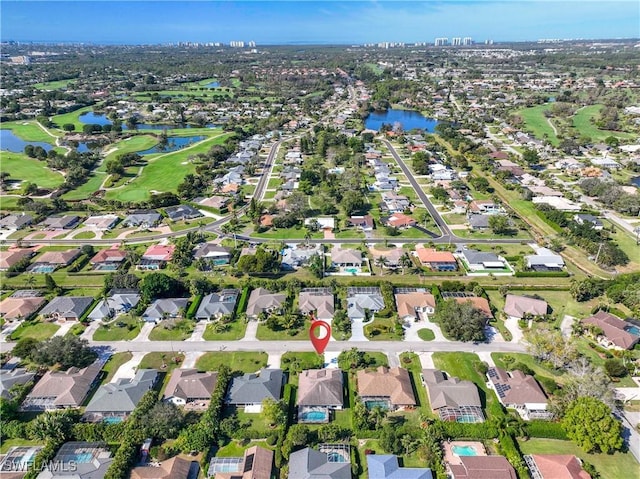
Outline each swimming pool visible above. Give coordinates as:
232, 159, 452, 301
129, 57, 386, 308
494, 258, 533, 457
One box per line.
452, 445, 478, 456
29, 264, 56, 273
344, 267, 359, 275
625, 325, 640, 336
299, 407, 329, 423
364, 400, 389, 411
73, 453, 94, 463
103, 416, 123, 424
327, 452, 348, 463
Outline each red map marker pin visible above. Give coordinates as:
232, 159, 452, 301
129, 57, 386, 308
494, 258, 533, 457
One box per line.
309, 320, 331, 355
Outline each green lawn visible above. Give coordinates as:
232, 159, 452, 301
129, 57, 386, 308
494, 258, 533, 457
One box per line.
202, 319, 247, 340
491, 352, 564, 381
139, 352, 185, 371
417, 328, 435, 341
34, 79, 76, 90
105, 132, 228, 202
256, 318, 311, 340
1, 120, 61, 142
281, 351, 324, 377
50, 106, 93, 130
195, 351, 268, 373
148, 319, 195, 341
74, 231, 96, 239
519, 438, 639, 479
10, 321, 59, 341
432, 352, 503, 418
101, 352, 133, 384
572, 105, 635, 141
517, 104, 559, 146
364, 317, 403, 340
0, 438, 40, 454
2, 152, 65, 189
92, 315, 141, 341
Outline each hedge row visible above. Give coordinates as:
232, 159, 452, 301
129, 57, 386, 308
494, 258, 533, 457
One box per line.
525, 420, 568, 440
514, 271, 570, 278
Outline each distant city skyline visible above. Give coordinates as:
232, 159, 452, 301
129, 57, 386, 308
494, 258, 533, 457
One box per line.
1, 1, 638, 45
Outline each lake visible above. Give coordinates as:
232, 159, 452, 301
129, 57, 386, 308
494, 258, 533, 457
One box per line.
204, 81, 220, 88
364, 108, 438, 132
631, 177, 640, 188
0, 129, 53, 152
79, 112, 215, 130
138, 135, 205, 155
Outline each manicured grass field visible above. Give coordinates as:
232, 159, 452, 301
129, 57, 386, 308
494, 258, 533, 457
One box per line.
9, 321, 59, 341
202, 319, 247, 340
195, 351, 268, 373
101, 352, 133, 384
417, 328, 435, 341
1, 152, 65, 189
105, 132, 229, 202
517, 104, 559, 146
148, 319, 195, 341
364, 317, 403, 340
281, 351, 324, 376
92, 315, 141, 341
0, 439, 39, 454
256, 318, 311, 340
73, 231, 96, 239
138, 352, 185, 371
50, 106, 93, 130
572, 105, 634, 141
519, 438, 639, 479
1, 120, 61, 142
34, 79, 75, 90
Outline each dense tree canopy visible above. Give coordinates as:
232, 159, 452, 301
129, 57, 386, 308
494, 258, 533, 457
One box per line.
562, 397, 623, 454
434, 299, 486, 342
28, 336, 97, 370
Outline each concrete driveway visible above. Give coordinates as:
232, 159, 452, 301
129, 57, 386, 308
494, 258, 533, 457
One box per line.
181, 351, 204, 369
187, 321, 207, 341
349, 318, 368, 342
133, 322, 155, 342
110, 352, 146, 382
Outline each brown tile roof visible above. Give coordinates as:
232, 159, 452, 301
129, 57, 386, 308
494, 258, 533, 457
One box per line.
487, 367, 548, 407
395, 292, 436, 318
296, 369, 343, 407
215, 446, 273, 479
90, 248, 126, 264
37, 249, 80, 265
582, 310, 639, 350
131, 457, 193, 479
357, 367, 416, 406
454, 297, 493, 319
416, 248, 456, 264
530, 455, 591, 479
0, 249, 33, 270
449, 456, 517, 479
25, 360, 102, 408
503, 295, 548, 318
163, 369, 218, 402
0, 296, 46, 320
385, 213, 416, 228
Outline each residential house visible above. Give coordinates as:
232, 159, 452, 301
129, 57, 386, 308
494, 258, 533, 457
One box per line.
346, 215, 374, 231
525, 248, 565, 271
305, 217, 335, 231
246, 288, 286, 318
357, 366, 416, 410
0, 368, 36, 400
573, 214, 603, 230
422, 369, 484, 422
195, 290, 239, 320
532, 196, 581, 211
137, 244, 175, 271
90, 247, 127, 270
193, 243, 231, 266
131, 457, 194, 479
198, 195, 230, 211
468, 200, 503, 214
288, 448, 351, 479
226, 369, 284, 410
122, 210, 162, 228
331, 248, 363, 268
0, 249, 34, 271
297, 369, 343, 415
281, 244, 322, 270
458, 249, 509, 272
163, 369, 218, 408
39, 296, 94, 322
142, 298, 189, 323
23, 361, 102, 410
384, 213, 416, 229
524, 455, 591, 479
87, 291, 140, 321
381, 192, 410, 213
504, 295, 548, 319
467, 214, 491, 230
415, 248, 457, 271
41, 215, 80, 230
448, 456, 517, 479
298, 288, 334, 321
582, 310, 640, 350
367, 455, 433, 479
451, 296, 494, 319
36, 442, 113, 479
346, 287, 384, 320
84, 369, 158, 422
369, 246, 403, 269
0, 213, 33, 230
32, 248, 81, 269
83, 215, 119, 230
394, 289, 436, 321
487, 367, 552, 420
0, 290, 46, 322
165, 204, 203, 222
208, 446, 273, 479
591, 157, 620, 169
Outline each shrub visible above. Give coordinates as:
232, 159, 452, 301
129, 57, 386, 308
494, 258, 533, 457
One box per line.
525, 420, 567, 440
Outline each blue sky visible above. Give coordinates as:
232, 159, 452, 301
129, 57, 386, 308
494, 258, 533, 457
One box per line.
1, 1, 638, 44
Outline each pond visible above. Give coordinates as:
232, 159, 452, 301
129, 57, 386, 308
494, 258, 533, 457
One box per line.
631, 177, 640, 188
79, 112, 215, 130
364, 108, 438, 132
204, 81, 220, 88
138, 135, 206, 155
0, 129, 53, 152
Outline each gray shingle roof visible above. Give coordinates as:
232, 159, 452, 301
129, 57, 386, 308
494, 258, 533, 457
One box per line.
195, 290, 239, 319
288, 448, 351, 479
422, 369, 482, 410
227, 369, 283, 405
40, 296, 94, 319
367, 455, 433, 479
85, 369, 158, 414
142, 298, 189, 321
0, 368, 35, 400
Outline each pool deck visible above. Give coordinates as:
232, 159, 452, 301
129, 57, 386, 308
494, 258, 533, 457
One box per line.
443, 441, 487, 466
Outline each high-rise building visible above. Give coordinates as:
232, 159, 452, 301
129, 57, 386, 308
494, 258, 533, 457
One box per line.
229, 41, 245, 48
452, 37, 462, 46
434, 37, 448, 46
248, 41, 256, 47
463, 37, 473, 45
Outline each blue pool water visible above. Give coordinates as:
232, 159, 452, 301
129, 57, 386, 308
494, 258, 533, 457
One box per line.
1, 129, 53, 153
327, 452, 347, 463
625, 325, 640, 336
344, 267, 359, 275
452, 445, 478, 456
103, 417, 123, 424
29, 264, 56, 273
365, 400, 389, 411
364, 108, 438, 132
299, 409, 328, 422
73, 453, 94, 463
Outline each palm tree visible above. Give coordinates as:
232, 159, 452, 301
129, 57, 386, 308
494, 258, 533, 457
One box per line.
375, 256, 389, 274
400, 252, 413, 274
221, 220, 241, 248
